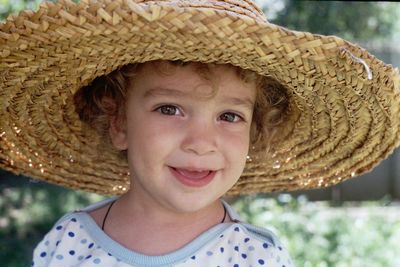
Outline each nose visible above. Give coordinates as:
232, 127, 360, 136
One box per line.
181, 118, 218, 156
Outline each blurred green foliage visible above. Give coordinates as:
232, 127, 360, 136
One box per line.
271, 1, 399, 43
232, 195, 400, 267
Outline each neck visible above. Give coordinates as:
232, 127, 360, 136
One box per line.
102, 192, 228, 255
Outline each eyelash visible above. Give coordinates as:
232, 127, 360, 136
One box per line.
155, 105, 244, 123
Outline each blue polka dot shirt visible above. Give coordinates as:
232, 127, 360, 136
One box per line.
32, 199, 293, 267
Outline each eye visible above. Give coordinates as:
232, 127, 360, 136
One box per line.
156, 105, 182, 116
219, 112, 243, 123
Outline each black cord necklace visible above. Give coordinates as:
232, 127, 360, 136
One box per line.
101, 199, 116, 230
220, 204, 227, 223
101, 200, 227, 231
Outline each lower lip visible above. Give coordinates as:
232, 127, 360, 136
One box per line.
169, 167, 216, 188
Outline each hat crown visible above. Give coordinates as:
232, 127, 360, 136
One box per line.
137, 0, 266, 22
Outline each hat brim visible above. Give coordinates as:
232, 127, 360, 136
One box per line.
1, 1, 399, 195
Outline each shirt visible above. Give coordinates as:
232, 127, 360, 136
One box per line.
32, 198, 294, 267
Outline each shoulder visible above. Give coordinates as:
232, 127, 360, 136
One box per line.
240, 222, 282, 247
221, 223, 294, 266
31, 198, 116, 267
222, 200, 286, 248
222, 222, 285, 251
31, 211, 87, 266
39, 211, 87, 243
187, 222, 294, 267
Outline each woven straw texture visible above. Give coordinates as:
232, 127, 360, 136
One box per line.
1, 0, 400, 195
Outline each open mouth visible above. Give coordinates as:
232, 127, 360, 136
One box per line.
169, 167, 216, 187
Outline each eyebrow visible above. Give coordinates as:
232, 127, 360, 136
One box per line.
143, 87, 254, 110
143, 87, 187, 98
225, 96, 255, 111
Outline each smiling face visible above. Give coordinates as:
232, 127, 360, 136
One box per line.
110, 62, 256, 214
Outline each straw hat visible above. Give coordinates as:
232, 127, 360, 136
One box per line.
1, 0, 399, 195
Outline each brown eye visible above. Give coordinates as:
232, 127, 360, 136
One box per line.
157, 105, 180, 116
220, 112, 242, 123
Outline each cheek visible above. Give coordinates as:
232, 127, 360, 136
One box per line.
126, 117, 181, 160
222, 131, 250, 165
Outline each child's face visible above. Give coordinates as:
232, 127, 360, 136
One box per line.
111, 63, 256, 213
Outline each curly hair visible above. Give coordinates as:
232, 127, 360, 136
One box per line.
74, 60, 289, 157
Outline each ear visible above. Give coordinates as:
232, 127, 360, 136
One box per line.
109, 115, 128, 150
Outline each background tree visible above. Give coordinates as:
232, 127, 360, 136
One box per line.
269, 0, 398, 43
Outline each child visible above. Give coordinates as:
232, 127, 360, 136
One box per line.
0, 0, 399, 266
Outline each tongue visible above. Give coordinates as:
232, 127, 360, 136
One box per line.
176, 168, 211, 179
